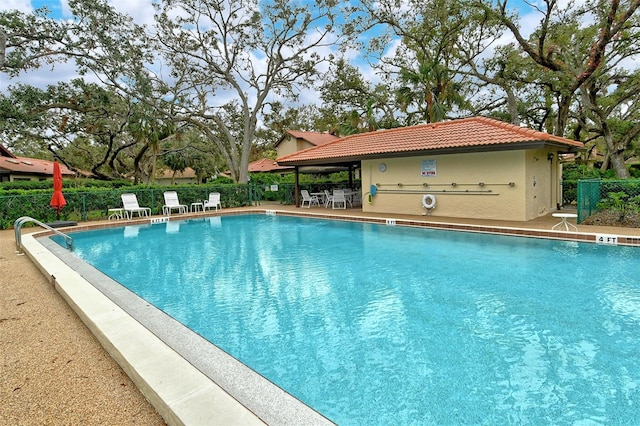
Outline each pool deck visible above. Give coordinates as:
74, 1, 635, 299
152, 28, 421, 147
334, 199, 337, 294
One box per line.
3, 206, 640, 426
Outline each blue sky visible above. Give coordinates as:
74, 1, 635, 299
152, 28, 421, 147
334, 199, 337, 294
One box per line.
0, 0, 568, 102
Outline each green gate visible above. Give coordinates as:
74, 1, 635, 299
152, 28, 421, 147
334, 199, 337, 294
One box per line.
576, 179, 601, 223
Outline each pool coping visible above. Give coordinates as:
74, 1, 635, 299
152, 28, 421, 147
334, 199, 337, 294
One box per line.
21, 222, 334, 426
19, 208, 640, 425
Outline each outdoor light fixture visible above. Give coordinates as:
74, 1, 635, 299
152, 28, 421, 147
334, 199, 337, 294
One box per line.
548, 153, 554, 161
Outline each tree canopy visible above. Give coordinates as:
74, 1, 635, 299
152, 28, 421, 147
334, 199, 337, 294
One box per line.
1, 0, 639, 179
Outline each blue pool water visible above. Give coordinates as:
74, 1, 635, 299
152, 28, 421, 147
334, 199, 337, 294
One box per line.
59, 215, 640, 424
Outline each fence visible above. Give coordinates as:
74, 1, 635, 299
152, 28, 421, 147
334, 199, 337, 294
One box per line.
577, 179, 640, 223
0, 185, 254, 230
0, 181, 359, 230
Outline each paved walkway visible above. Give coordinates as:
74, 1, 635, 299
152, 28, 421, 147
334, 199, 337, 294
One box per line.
270, 205, 640, 237
0, 228, 165, 425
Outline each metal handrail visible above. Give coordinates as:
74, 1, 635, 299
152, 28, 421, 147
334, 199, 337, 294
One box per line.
14, 216, 74, 253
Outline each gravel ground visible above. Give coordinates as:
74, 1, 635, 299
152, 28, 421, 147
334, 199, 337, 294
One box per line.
0, 228, 165, 425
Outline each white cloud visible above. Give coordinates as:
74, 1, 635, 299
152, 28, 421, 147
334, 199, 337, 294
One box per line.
106, 0, 156, 26
0, 0, 33, 13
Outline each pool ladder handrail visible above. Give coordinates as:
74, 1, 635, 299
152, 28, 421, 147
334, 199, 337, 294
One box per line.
14, 216, 74, 253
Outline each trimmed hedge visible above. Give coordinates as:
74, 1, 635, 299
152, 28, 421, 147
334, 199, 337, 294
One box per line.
1, 179, 361, 229
1, 184, 253, 230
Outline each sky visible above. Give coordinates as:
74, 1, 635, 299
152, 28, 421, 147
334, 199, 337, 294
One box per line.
0, 0, 576, 106
0, 0, 158, 93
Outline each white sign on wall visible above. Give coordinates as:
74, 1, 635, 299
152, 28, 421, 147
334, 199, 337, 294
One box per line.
421, 159, 437, 177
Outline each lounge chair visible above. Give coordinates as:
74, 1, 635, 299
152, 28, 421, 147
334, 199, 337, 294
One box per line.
203, 192, 221, 211
121, 193, 151, 219
162, 191, 188, 216
301, 190, 320, 208
332, 189, 347, 209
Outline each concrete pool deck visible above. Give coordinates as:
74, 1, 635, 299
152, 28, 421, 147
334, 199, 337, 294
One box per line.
4, 206, 640, 425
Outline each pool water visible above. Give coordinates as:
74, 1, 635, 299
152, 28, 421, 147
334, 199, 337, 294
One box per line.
62, 215, 640, 424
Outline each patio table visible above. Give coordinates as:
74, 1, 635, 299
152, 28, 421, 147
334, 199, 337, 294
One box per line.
551, 213, 578, 231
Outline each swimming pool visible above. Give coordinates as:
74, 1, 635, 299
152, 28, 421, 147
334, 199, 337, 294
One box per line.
54, 214, 640, 424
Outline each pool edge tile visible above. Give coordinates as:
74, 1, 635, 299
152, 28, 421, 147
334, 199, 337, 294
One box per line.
21, 234, 266, 426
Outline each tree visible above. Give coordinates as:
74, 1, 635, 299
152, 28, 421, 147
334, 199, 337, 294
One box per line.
0, 79, 176, 181
319, 58, 399, 133
476, 0, 640, 135
152, 0, 343, 183
354, 0, 473, 124
576, 67, 640, 176
0, 8, 77, 75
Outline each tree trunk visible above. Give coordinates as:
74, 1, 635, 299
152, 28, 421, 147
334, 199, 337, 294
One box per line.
506, 89, 520, 125
603, 130, 631, 178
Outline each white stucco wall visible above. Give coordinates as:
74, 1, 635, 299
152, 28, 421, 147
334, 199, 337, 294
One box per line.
360, 150, 557, 221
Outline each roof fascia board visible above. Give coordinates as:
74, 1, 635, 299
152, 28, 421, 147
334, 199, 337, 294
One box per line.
278, 141, 585, 166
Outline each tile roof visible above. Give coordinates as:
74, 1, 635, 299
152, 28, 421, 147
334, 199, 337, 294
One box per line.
0, 156, 75, 176
275, 130, 339, 148
248, 158, 292, 172
277, 116, 584, 166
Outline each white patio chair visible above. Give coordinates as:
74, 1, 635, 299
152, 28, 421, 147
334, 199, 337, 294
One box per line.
332, 189, 347, 209
351, 189, 362, 206
203, 192, 221, 211
323, 189, 333, 208
162, 191, 188, 216
301, 190, 320, 208
121, 193, 151, 219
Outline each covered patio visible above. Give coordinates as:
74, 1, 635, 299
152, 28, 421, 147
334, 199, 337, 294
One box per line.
277, 117, 584, 221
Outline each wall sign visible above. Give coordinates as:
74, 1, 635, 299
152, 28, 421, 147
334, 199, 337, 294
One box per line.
421, 159, 437, 177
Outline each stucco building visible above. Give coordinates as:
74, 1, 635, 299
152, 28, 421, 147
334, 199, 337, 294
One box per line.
0, 145, 75, 182
276, 117, 584, 221
248, 130, 340, 174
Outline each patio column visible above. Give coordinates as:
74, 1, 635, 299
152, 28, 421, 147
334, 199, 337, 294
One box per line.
294, 166, 300, 207
348, 164, 353, 188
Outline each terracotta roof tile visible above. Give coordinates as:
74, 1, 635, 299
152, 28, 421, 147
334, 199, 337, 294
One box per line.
0, 156, 74, 176
277, 117, 584, 165
248, 158, 292, 173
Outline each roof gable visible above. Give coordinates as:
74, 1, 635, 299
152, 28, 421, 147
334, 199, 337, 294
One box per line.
276, 117, 584, 165
275, 130, 339, 148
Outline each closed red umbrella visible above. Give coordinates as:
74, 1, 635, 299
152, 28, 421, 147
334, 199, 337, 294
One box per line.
50, 161, 67, 219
